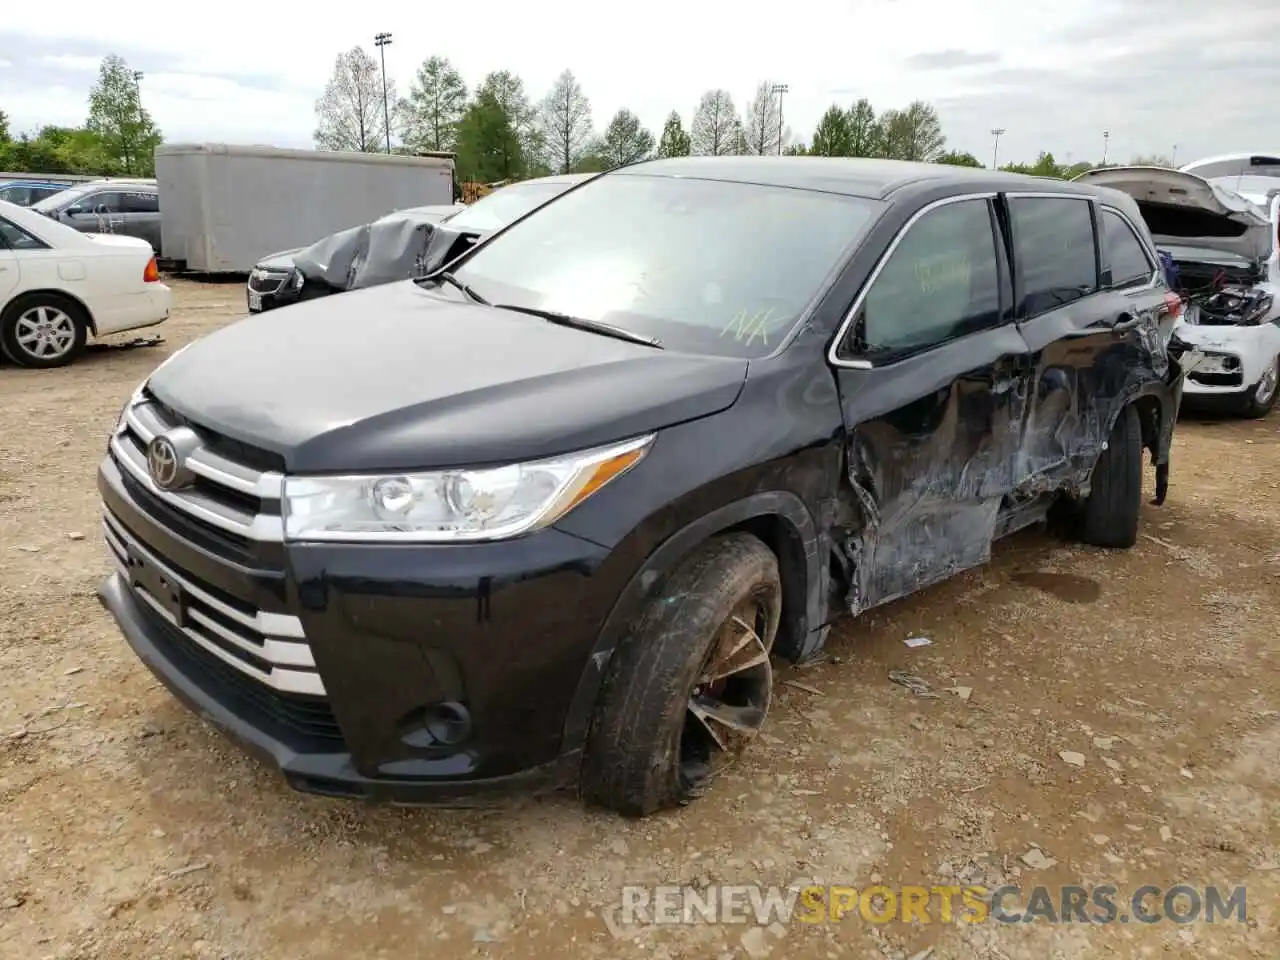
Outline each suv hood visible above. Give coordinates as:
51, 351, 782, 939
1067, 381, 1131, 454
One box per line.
146, 280, 748, 472
1075, 166, 1273, 262
255, 248, 305, 272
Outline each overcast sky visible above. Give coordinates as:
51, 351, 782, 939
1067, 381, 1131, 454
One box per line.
1, 0, 1276, 168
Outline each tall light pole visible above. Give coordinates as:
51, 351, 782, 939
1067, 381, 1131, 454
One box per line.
1102, 129, 1110, 165
990, 128, 1005, 170
1171, 143, 1178, 167
374, 32, 393, 154
771, 83, 789, 155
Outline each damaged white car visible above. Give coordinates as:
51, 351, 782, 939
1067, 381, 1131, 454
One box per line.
1076, 164, 1280, 417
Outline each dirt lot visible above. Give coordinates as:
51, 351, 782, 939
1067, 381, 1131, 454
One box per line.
1, 279, 1277, 960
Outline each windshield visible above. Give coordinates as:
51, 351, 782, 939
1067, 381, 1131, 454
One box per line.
32, 185, 91, 213
446, 180, 578, 233
449, 173, 882, 358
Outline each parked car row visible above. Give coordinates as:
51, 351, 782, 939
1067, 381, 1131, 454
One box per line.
93, 155, 1207, 818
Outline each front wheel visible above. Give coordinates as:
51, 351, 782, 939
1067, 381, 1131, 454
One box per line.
581, 533, 782, 816
1241, 355, 1279, 418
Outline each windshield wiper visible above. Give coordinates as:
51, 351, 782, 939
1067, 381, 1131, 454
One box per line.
491, 304, 663, 349
433, 271, 489, 305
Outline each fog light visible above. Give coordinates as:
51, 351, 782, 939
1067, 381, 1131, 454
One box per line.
400, 701, 472, 748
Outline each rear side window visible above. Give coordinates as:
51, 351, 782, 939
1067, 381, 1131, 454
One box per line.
1009, 197, 1097, 316
0, 186, 32, 205
1101, 209, 1154, 288
81, 192, 122, 214
0, 218, 48, 250
859, 198, 1001, 353
122, 191, 159, 214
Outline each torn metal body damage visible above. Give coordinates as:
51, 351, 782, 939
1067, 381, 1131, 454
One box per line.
825, 313, 1186, 616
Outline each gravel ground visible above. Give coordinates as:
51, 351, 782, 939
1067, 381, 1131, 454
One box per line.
1, 279, 1277, 960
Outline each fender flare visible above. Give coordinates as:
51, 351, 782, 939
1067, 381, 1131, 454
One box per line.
559, 490, 827, 756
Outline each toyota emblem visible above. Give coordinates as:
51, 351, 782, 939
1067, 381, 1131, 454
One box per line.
145, 427, 200, 491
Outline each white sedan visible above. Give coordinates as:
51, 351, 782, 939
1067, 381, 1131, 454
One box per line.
0, 198, 171, 368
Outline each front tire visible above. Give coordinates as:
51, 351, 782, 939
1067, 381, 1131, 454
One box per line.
581, 533, 782, 817
1, 294, 89, 368
1076, 403, 1143, 548
1241, 355, 1279, 418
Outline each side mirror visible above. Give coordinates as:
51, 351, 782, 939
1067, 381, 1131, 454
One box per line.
65, 205, 84, 217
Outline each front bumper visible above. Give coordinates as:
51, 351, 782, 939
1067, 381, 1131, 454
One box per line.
246, 271, 300, 313
97, 453, 617, 804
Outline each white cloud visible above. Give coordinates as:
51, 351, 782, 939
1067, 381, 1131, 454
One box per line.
1, 0, 1277, 164
40, 54, 100, 71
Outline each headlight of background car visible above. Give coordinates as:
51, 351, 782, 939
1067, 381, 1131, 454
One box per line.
282, 434, 654, 543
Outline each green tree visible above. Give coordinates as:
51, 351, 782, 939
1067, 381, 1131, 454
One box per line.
597, 109, 655, 169
86, 54, 162, 175
846, 98, 881, 157
540, 69, 593, 173
1131, 153, 1174, 168
314, 47, 392, 153
784, 143, 807, 156
935, 150, 984, 167
809, 104, 853, 156
878, 101, 945, 161
1002, 151, 1066, 178
690, 90, 738, 156
401, 55, 467, 152
657, 112, 691, 158
455, 89, 524, 182
0, 109, 9, 144
477, 71, 540, 166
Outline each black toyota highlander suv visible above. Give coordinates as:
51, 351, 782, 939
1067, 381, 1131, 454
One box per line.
97, 157, 1198, 816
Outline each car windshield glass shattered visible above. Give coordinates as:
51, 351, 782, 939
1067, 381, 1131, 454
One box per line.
446, 181, 578, 233
448, 173, 883, 358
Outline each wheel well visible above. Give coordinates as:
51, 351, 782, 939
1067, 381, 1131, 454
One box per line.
724, 514, 811, 661
3, 289, 96, 335
1132, 395, 1160, 456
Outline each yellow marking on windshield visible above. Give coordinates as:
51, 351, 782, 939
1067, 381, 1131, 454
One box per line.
720, 307, 777, 347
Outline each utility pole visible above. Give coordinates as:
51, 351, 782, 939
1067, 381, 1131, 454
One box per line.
1171, 143, 1178, 167
1102, 129, 1110, 165
990, 128, 1005, 170
771, 83, 788, 155
374, 32, 393, 154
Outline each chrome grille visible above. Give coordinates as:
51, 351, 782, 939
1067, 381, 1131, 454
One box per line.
103, 511, 325, 696
110, 395, 285, 543
248, 270, 289, 294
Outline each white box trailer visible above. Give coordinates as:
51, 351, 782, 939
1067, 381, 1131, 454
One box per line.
155, 143, 454, 273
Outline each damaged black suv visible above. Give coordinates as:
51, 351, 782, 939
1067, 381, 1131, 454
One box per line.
97, 157, 1194, 816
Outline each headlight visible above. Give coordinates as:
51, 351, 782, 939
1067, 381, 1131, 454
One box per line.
282, 433, 655, 543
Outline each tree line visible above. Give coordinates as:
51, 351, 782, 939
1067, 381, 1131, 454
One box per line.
317, 48, 1170, 183
0, 55, 162, 176
1, 50, 1176, 183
